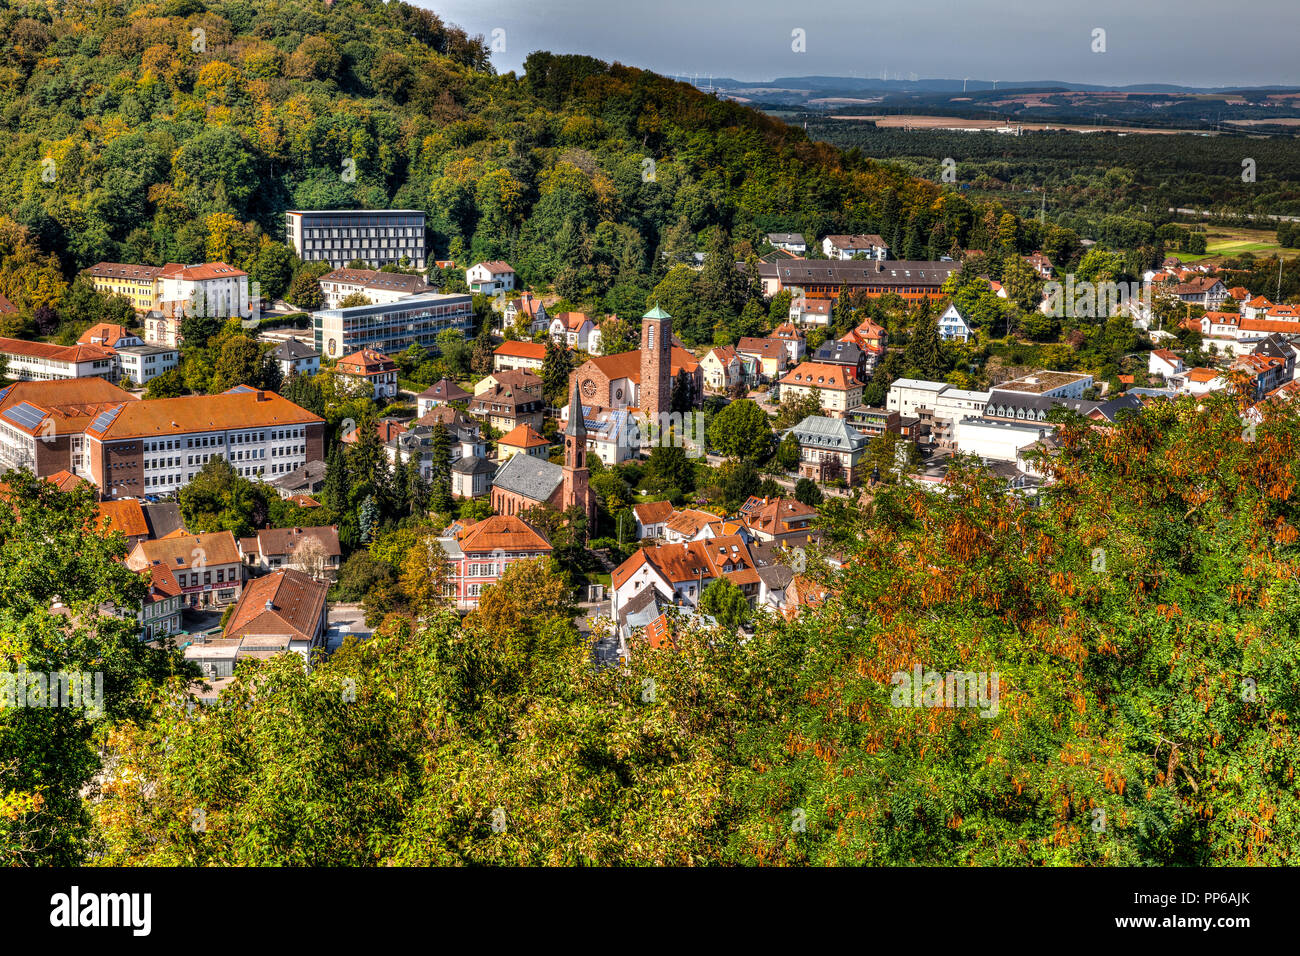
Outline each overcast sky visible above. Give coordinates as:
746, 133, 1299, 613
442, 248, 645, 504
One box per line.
424, 0, 1300, 88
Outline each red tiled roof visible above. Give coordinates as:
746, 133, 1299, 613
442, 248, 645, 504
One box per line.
633, 500, 674, 526
498, 424, 548, 448
494, 340, 547, 361
87, 389, 321, 441
780, 361, 861, 391
0, 336, 114, 364
336, 348, 397, 376
455, 514, 552, 553
97, 499, 150, 539
224, 569, 327, 644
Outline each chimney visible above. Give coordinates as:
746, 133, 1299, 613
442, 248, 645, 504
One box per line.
256, 390, 267, 401
876, 260, 885, 273
265, 600, 275, 611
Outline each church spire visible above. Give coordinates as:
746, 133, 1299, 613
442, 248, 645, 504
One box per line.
566, 376, 585, 439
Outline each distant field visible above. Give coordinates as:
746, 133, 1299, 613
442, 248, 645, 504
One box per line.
829, 114, 1215, 135
1196, 226, 1300, 261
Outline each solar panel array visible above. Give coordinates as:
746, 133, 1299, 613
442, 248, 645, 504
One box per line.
90, 405, 124, 433
2, 402, 46, 431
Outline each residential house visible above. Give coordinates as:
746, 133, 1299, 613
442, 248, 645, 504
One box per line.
492, 340, 548, 373
822, 234, 888, 260
785, 414, 869, 484
778, 362, 863, 416
451, 454, 496, 499
1149, 349, 1184, 379
810, 339, 870, 383
1024, 252, 1054, 278
244, 525, 341, 581
412, 405, 484, 463
788, 297, 833, 326
938, 303, 975, 342
701, 346, 742, 391
548, 312, 595, 350
438, 515, 553, 609
1242, 295, 1274, 320
336, 348, 399, 401
501, 291, 549, 334
633, 500, 674, 540
96, 499, 152, 550
735, 337, 789, 382
738, 495, 817, 546
466, 261, 517, 295
138, 565, 184, 642
1173, 276, 1228, 309
469, 369, 545, 433
610, 534, 763, 618
78, 323, 142, 351
126, 531, 243, 608
767, 233, 808, 255
497, 424, 550, 461
663, 508, 725, 544
1173, 367, 1227, 395
772, 323, 807, 365
271, 337, 321, 380
416, 378, 471, 415
221, 568, 329, 660
269, 460, 327, 499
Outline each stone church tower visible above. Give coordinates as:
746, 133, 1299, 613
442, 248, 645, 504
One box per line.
562, 377, 596, 523
639, 304, 672, 425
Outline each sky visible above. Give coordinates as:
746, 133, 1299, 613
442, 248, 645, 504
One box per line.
422, 0, 1300, 89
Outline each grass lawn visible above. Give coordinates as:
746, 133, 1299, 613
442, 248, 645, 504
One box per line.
1196, 227, 1300, 261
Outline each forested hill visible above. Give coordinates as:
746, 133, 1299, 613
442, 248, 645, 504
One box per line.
0, 0, 1056, 319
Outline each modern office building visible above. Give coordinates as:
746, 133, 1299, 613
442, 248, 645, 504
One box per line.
285, 209, 427, 270
312, 293, 473, 360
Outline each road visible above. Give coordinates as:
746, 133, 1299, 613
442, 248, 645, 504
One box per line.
326, 603, 373, 653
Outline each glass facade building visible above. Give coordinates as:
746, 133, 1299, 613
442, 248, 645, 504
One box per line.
313, 293, 474, 359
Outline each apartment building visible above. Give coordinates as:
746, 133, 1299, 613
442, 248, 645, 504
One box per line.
82, 387, 325, 499
285, 209, 427, 269
84, 262, 249, 330
437, 515, 553, 610
126, 531, 244, 609
312, 292, 472, 360
0, 337, 116, 382
778, 361, 863, 416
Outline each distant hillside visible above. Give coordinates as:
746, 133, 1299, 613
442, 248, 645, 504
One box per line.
0, 0, 1060, 339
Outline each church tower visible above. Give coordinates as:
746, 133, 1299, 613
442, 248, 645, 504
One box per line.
562, 377, 595, 523
639, 303, 672, 425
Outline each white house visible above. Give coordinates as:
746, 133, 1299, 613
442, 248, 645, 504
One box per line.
789, 297, 832, 326
938, 303, 974, 343
822, 234, 888, 260
270, 337, 321, 380
1148, 349, 1183, 379
548, 312, 595, 350
115, 345, 179, 386
767, 232, 807, 255
466, 261, 516, 295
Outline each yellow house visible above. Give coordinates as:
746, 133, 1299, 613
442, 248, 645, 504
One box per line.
82, 263, 163, 311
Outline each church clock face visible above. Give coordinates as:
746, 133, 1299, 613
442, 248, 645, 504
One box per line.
581, 378, 598, 399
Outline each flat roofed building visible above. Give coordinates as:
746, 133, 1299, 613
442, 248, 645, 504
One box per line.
286, 209, 427, 270
313, 292, 472, 360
